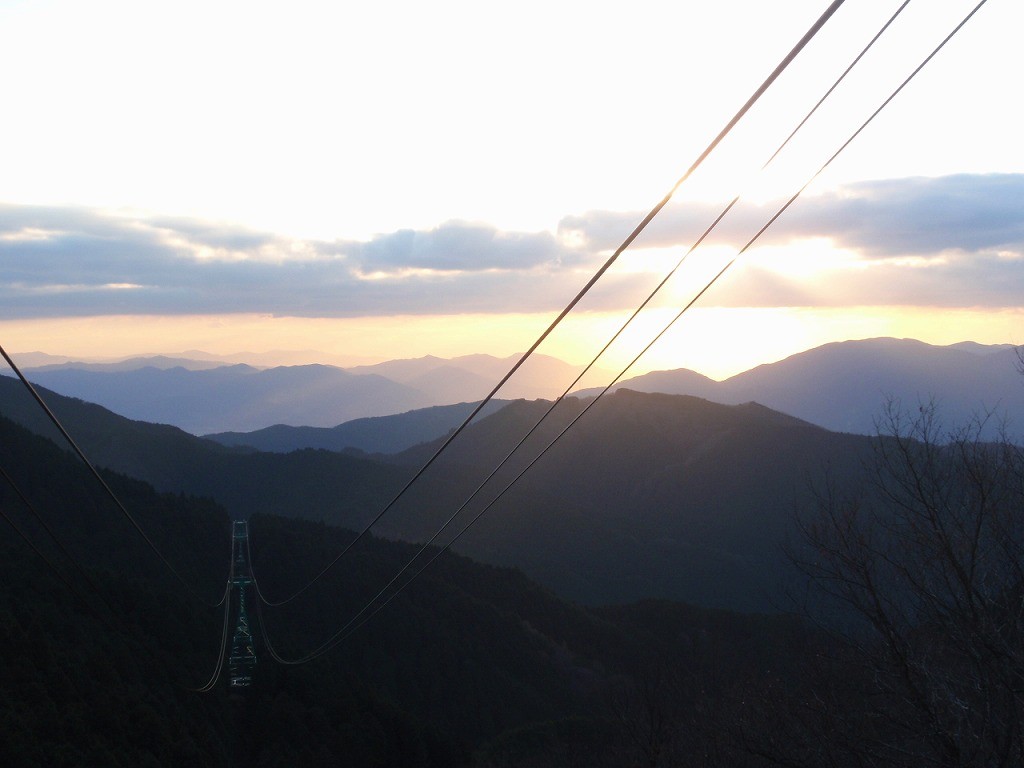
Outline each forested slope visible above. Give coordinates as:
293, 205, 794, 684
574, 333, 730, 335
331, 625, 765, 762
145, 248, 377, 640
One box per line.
0, 416, 802, 766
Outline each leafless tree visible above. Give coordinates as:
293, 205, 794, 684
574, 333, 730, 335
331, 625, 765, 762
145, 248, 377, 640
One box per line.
789, 399, 1024, 767
607, 659, 686, 768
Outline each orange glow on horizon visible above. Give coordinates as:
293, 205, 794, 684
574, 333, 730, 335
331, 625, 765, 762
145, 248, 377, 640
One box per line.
2, 306, 1020, 383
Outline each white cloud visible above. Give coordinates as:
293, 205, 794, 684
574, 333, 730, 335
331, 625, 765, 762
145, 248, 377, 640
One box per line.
1, 174, 1021, 319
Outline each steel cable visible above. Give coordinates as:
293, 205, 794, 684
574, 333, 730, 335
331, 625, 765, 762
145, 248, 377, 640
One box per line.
251, 0, 907, 660
254, 0, 848, 607
291, 0, 915, 655
0, 343, 227, 607
272, 0, 989, 662
191, 582, 235, 692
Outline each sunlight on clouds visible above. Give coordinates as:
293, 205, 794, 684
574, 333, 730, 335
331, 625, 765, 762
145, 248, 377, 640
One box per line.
875, 254, 950, 269
4, 282, 145, 296
170, 240, 251, 263
612, 246, 687, 276
557, 226, 588, 251
0, 227, 62, 242
613, 243, 737, 283
354, 268, 458, 281
751, 238, 860, 277
143, 221, 328, 264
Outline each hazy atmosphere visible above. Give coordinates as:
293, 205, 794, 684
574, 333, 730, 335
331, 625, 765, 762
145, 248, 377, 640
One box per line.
3, 3, 1024, 766
2, 0, 1021, 376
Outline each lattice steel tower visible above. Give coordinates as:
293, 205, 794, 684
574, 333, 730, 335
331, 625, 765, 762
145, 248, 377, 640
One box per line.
228, 520, 257, 688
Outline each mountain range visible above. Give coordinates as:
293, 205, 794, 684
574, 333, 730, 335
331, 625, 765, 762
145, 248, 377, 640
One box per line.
3, 336, 1019, 765
3, 336, 1019, 613
208, 401, 511, 455
12, 352, 588, 435
0, 373, 877, 613
378, 391, 874, 611
576, 337, 1023, 440
9, 338, 1019, 442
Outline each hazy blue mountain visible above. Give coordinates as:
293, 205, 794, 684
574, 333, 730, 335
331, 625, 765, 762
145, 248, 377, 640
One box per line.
402, 364, 497, 404
24, 354, 228, 372
946, 340, 1016, 355
18, 363, 432, 434
15, 351, 591, 435
348, 352, 600, 401
724, 338, 1023, 437
12, 339, 1020, 440
2, 351, 80, 367
581, 338, 1023, 439
206, 400, 511, 454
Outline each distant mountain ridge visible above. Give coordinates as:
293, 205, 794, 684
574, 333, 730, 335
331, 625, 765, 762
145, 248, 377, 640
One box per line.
207, 400, 512, 455
7, 338, 1020, 441
10, 351, 589, 435
24, 354, 228, 372
577, 338, 1023, 440
12, 363, 428, 435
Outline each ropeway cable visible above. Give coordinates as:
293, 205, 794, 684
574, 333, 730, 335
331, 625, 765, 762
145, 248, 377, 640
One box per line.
254, 0, 848, 607
264, 0, 989, 663
246, 533, 301, 665
286, 0, 916, 650
191, 582, 234, 693
252, 0, 911, 660
763, 0, 911, 169
0, 343, 227, 608
191, 528, 238, 692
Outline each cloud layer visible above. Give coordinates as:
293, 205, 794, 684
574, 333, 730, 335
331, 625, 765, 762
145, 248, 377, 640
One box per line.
2, 174, 1021, 319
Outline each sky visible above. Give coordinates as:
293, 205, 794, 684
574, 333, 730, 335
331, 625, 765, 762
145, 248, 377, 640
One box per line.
1, 0, 1021, 380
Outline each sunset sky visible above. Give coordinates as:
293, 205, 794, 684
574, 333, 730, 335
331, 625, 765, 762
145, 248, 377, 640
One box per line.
1, 0, 1021, 381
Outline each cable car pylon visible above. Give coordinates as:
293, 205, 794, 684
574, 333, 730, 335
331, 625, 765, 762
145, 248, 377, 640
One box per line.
228, 520, 257, 688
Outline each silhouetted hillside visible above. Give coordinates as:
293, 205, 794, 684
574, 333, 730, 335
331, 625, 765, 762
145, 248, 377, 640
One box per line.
0, 375, 407, 524
385, 390, 875, 611
0, 376, 876, 612
0, 415, 805, 766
